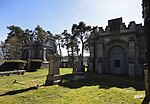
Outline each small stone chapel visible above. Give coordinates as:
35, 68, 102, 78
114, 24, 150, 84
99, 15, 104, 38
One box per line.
88, 17, 146, 77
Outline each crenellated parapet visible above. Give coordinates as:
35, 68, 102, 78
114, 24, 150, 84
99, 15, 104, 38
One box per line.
91, 17, 144, 36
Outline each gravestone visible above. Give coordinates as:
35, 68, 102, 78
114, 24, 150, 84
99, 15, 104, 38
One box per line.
53, 54, 60, 75
45, 53, 60, 85
74, 55, 85, 80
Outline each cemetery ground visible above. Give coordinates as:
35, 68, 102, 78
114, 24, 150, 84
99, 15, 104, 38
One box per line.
0, 68, 145, 104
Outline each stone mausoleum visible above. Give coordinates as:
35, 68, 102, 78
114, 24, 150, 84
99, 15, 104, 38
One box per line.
88, 17, 146, 77
21, 39, 57, 61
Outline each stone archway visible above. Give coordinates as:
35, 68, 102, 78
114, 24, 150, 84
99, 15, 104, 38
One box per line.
22, 49, 29, 60
104, 39, 128, 75
109, 46, 126, 75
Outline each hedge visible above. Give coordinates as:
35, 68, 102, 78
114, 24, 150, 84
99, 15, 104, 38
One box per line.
25, 59, 43, 72
0, 60, 27, 71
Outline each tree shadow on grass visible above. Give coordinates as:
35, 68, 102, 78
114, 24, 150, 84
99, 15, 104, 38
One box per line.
0, 86, 38, 96
59, 72, 144, 91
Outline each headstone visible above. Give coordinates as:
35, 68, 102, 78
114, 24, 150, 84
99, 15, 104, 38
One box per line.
45, 54, 55, 85
53, 54, 60, 75
45, 53, 60, 85
74, 55, 85, 80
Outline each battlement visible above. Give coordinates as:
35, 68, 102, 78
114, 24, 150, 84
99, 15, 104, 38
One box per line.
98, 17, 143, 35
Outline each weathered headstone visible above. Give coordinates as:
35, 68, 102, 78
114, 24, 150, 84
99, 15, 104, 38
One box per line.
45, 53, 60, 85
53, 54, 60, 75
45, 54, 55, 85
74, 55, 85, 80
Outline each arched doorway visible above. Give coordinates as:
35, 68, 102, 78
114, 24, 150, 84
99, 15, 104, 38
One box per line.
109, 46, 126, 75
22, 50, 29, 60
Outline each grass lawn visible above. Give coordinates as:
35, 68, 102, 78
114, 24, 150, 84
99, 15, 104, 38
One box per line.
0, 68, 145, 104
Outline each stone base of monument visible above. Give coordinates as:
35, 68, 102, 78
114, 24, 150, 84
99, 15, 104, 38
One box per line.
74, 72, 85, 80
45, 75, 54, 86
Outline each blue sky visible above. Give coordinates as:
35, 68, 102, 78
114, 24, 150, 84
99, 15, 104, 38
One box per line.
0, 0, 143, 42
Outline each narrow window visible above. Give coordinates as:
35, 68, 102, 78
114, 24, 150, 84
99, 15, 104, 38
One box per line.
114, 60, 120, 67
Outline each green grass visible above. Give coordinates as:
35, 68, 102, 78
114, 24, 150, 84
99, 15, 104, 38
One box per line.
60, 68, 72, 75
30, 59, 43, 62
0, 68, 145, 104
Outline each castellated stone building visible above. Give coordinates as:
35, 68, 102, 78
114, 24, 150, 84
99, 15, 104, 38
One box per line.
88, 17, 146, 77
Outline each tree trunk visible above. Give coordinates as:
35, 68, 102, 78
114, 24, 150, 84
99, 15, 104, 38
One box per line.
81, 39, 84, 58
58, 40, 62, 61
71, 45, 75, 73
81, 39, 84, 72
67, 49, 70, 67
